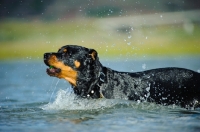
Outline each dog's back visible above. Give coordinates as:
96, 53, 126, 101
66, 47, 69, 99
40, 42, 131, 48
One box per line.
101, 67, 200, 109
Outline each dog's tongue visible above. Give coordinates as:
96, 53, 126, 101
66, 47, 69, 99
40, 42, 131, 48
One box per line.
49, 68, 57, 73
49, 66, 61, 73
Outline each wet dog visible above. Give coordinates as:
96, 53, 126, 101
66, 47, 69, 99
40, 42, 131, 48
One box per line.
44, 45, 200, 109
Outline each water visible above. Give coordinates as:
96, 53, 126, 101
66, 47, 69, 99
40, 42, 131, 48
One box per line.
1, 56, 200, 132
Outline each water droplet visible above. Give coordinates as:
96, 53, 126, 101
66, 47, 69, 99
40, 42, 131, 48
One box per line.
160, 15, 162, 18
142, 64, 146, 69
128, 35, 132, 39
146, 87, 150, 91
127, 42, 131, 45
145, 36, 148, 39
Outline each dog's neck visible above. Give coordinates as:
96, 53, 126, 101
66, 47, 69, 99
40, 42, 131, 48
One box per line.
85, 67, 107, 98
73, 66, 107, 98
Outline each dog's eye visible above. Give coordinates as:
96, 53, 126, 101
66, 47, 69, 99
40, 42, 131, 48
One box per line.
64, 52, 72, 58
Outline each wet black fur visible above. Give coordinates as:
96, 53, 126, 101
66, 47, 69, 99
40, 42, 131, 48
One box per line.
44, 45, 200, 109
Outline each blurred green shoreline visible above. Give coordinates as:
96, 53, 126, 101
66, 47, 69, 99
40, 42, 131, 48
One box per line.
0, 19, 200, 60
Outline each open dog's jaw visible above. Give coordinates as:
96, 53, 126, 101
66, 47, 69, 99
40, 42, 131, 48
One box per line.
46, 55, 78, 86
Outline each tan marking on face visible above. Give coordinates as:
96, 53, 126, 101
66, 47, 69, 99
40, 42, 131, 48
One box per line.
63, 48, 67, 53
74, 60, 80, 68
90, 51, 96, 60
48, 55, 77, 86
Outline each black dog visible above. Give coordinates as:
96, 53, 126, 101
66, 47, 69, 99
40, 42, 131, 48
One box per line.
44, 45, 200, 109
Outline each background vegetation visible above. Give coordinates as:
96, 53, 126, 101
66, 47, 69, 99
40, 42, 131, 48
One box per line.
0, 0, 200, 60
1, 19, 200, 60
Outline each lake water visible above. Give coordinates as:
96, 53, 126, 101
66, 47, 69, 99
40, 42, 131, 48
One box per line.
1, 56, 200, 132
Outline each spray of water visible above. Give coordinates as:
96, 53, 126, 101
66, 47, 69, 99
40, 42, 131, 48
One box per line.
49, 79, 60, 103
41, 87, 177, 111
42, 88, 120, 110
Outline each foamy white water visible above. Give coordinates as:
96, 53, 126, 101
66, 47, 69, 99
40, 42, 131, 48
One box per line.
41, 88, 179, 111
42, 88, 120, 110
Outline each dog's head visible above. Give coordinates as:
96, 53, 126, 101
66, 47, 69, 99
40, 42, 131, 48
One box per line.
44, 45, 101, 90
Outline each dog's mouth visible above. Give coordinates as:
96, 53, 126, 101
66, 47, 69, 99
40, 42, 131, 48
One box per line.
46, 65, 61, 76
44, 56, 61, 76
44, 53, 78, 86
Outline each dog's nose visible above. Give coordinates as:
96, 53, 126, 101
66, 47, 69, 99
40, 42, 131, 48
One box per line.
44, 53, 49, 61
44, 52, 56, 66
44, 52, 55, 60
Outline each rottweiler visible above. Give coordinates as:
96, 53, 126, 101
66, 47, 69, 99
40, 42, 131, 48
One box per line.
44, 45, 200, 109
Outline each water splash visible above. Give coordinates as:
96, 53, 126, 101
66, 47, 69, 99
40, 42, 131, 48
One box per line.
42, 88, 120, 110
41, 88, 176, 111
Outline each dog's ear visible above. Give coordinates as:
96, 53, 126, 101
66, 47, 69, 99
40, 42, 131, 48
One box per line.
89, 49, 98, 60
